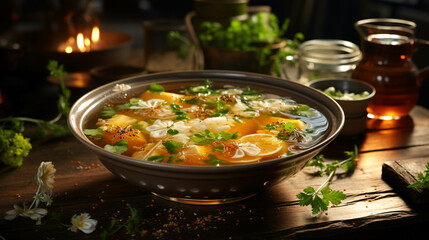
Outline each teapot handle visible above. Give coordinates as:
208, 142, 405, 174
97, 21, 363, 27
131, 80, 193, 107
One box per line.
415, 39, 429, 85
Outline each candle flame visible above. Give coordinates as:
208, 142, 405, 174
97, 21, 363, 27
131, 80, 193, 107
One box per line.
77, 33, 86, 52
92, 26, 100, 43
65, 46, 73, 53
58, 26, 101, 53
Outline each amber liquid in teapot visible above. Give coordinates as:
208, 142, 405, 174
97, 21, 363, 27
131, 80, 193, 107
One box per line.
352, 33, 419, 119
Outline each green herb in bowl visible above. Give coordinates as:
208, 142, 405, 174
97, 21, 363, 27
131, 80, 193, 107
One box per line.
323, 87, 370, 100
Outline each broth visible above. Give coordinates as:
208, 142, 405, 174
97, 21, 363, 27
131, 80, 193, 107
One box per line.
84, 80, 328, 166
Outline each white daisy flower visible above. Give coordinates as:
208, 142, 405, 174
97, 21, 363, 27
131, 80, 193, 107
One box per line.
36, 161, 56, 193
69, 213, 98, 234
146, 120, 191, 139
4, 204, 24, 221
130, 99, 175, 119
21, 207, 48, 225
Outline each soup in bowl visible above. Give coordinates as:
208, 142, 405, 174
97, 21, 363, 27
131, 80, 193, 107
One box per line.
68, 71, 344, 204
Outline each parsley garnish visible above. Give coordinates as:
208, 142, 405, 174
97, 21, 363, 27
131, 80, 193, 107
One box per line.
204, 154, 227, 166
190, 130, 238, 145
181, 97, 201, 105
297, 186, 347, 215
148, 84, 165, 94
232, 117, 244, 124
205, 100, 230, 117
265, 124, 278, 131
241, 86, 259, 96
289, 105, 317, 117
408, 162, 429, 189
162, 140, 183, 155
167, 129, 179, 135
101, 106, 117, 118
83, 128, 103, 136
297, 145, 358, 214
170, 103, 181, 111
133, 124, 144, 130
187, 80, 218, 95
104, 140, 128, 154
147, 155, 168, 162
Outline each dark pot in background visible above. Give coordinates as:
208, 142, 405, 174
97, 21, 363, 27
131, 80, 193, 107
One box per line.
204, 40, 286, 75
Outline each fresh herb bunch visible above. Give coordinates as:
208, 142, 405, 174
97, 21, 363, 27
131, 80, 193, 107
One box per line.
408, 162, 429, 189
199, 12, 288, 51
0, 60, 71, 167
167, 31, 195, 60
198, 12, 303, 72
297, 145, 358, 214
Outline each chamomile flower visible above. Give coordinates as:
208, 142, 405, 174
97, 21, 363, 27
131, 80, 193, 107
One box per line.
36, 161, 56, 193
69, 213, 98, 234
146, 120, 191, 139
131, 99, 175, 119
112, 83, 131, 92
21, 207, 48, 225
232, 142, 261, 158
4, 204, 24, 221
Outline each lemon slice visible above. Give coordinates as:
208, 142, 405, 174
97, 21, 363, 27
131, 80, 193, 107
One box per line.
238, 133, 284, 158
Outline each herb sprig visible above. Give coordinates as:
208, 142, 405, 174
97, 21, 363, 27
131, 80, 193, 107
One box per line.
297, 145, 358, 214
100, 204, 141, 240
0, 60, 71, 167
408, 162, 429, 189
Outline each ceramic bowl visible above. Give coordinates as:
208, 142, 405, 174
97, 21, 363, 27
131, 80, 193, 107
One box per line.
68, 71, 344, 205
309, 78, 376, 135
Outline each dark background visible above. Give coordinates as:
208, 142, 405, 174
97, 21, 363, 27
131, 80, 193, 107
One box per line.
1, 0, 429, 117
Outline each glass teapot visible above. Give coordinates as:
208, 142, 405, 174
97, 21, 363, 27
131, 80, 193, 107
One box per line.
352, 18, 429, 120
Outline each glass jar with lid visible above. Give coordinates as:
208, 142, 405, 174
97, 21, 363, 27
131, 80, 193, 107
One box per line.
282, 39, 362, 84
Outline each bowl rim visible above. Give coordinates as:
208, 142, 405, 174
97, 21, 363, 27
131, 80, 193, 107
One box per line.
68, 70, 345, 173
308, 77, 376, 102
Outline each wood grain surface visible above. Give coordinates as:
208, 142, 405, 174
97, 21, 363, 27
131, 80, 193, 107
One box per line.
1, 107, 429, 240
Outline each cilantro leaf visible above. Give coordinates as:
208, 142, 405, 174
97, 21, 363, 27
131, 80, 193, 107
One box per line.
170, 104, 181, 111
265, 124, 278, 131
190, 130, 238, 145
299, 146, 358, 214
204, 154, 227, 166
322, 187, 347, 206
241, 86, 259, 96
101, 106, 117, 118
148, 84, 165, 94
104, 140, 128, 154
181, 97, 200, 105
190, 129, 216, 145
167, 129, 179, 135
147, 155, 168, 162
162, 140, 183, 155
408, 162, 429, 189
84, 128, 103, 136
297, 186, 346, 215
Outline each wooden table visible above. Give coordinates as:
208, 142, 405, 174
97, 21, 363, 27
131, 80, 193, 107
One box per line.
1, 105, 429, 240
